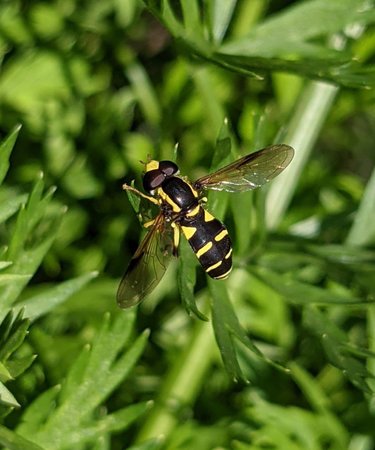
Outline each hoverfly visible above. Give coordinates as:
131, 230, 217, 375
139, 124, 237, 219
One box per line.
117, 144, 294, 308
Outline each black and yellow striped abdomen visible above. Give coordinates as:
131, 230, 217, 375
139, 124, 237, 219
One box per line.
178, 206, 232, 279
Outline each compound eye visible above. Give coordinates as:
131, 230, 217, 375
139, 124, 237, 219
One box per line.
159, 161, 178, 177
143, 170, 165, 193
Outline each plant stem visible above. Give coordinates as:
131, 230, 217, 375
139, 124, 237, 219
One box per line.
134, 304, 217, 443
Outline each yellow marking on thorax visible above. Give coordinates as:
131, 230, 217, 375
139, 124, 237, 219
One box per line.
158, 189, 181, 213
214, 229, 228, 242
204, 209, 215, 222
186, 205, 200, 217
181, 225, 197, 239
182, 178, 199, 199
196, 241, 213, 258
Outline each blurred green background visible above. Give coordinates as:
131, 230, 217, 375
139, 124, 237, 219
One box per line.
0, 0, 374, 449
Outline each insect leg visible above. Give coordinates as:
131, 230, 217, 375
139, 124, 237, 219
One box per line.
144, 219, 156, 228
122, 183, 159, 205
171, 223, 180, 256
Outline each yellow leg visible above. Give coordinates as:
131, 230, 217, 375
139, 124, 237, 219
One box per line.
122, 183, 159, 206
171, 223, 180, 256
143, 219, 155, 228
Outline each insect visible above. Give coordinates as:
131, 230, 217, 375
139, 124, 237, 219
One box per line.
117, 144, 294, 308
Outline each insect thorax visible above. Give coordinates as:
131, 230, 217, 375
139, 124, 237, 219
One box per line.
157, 176, 199, 216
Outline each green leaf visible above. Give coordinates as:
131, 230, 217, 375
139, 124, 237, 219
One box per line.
6, 204, 27, 261
128, 439, 164, 450
206, 119, 233, 218
19, 312, 149, 449
209, 278, 262, 381
178, 237, 207, 321
0, 191, 28, 225
0, 317, 30, 361
0, 125, 21, 185
221, 0, 370, 57
0, 361, 12, 382
125, 60, 161, 126
0, 310, 29, 361
306, 244, 375, 271
17, 386, 61, 436
126, 180, 142, 214
190, 66, 226, 134
0, 208, 65, 314
346, 167, 375, 246
210, 118, 234, 170
0, 282, 61, 413
208, 0, 237, 44
180, 0, 203, 41
6, 354, 36, 379
0, 274, 30, 287
303, 307, 375, 394
253, 266, 367, 305
208, 50, 375, 88
7, 174, 57, 260
53, 402, 153, 448
0, 382, 20, 408
266, 80, 338, 229
0, 424, 44, 450
0, 316, 31, 407
146, 0, 374, 87
15, 271, 99, 321
61, 155, 102, 199
245, 396, 349, 449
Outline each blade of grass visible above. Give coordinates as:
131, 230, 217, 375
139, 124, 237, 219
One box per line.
190, 67, 226, 138
208, 0, 237, 44
135, 293, 216, 444
231, 0, 267, 37
125, 59, 161, 126
346, 167, 375, 246
181, 0, 203, 41
265, 80, 339, 229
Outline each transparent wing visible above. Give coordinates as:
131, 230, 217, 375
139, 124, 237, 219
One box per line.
195, 144, 294, 192
117, 213, 174, 308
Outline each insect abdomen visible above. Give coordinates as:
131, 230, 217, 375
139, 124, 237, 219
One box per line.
179, 206, 232, 279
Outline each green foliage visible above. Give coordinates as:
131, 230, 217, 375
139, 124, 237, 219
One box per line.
16, 312, 149, 450
0, 310, 34, 410
0, 124, 99, 424
0, 0, 374, 449
145, 0, 375, 87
